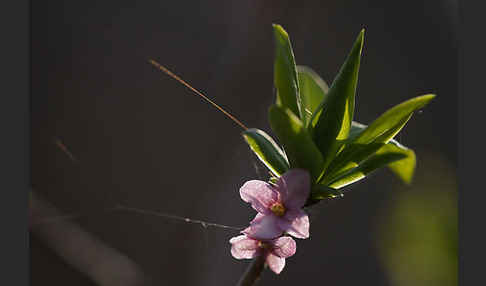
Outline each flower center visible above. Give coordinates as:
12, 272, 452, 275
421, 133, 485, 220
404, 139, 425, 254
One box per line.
258, 241, 271, 250
270, 202, 286, 217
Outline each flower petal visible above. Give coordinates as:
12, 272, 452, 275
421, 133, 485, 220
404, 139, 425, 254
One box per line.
229, 234, 248, 244
271, 236, 296, 258
243, 213, 283, 240
276, 169, 310, 209
240, 180, 278, 214
266, 253, 286, 274
279, 209, 310, 239
229, 235, 260, 259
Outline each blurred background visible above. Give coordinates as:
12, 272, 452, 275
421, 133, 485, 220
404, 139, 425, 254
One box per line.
31, 0, 458, 285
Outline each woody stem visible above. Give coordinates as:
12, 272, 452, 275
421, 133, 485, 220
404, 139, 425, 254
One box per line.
236, 255, 266, 286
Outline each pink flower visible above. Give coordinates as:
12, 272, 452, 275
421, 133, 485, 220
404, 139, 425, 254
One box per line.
229, 234, 297, 274
240, 169, 311, 240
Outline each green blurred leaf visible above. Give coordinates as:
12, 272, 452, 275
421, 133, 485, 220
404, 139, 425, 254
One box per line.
268, 104, 324, 181
273, 24, 301, 118
353, 94, 436, 145
310, 30, 365, 178
297, 65, 329, 126
242, 128, 290, 177
376, 156, 457, 286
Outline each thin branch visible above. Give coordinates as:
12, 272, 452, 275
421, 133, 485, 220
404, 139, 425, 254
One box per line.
236, 255, 266, 286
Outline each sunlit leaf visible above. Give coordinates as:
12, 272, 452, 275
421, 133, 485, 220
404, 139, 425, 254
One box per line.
324, 105, 420, 183
242, 128, 290, 177
310, 30, 365, 178
273, 24, 301, 118
322, 115, 409, 182
328, 142, 414, 189
322, 95, 434, 183
306, 184, 343, 206
297, 65, 329, 126
320, 142, 386, 185
385, 140, 416, 184
268, 104, 324, 181
353, 94, 436, 145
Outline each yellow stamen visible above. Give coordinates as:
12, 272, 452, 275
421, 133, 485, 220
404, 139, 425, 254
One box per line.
270, 202, 286, 217
258, 241, 270, 249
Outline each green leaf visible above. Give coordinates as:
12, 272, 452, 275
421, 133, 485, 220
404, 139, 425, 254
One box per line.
268, 176, 279, 185
328, 138, 416, 189
328, 146, 409, 189
321, 94, 434, 184
268, 104, 324, 181
353, 94, 436, 145
348, 121, 367, 141
308, 184, 343, 204
385, 140, 416, 184
242, 128, 290, 177
322, 115, 410, 183
320, 142, 386, 185
310, 29, 365, 178
297, 65, 329, 127
326, 121, 417, 185
273, 24, 301, 118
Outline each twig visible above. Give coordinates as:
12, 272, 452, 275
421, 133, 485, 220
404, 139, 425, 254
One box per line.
236, 255, 266, 286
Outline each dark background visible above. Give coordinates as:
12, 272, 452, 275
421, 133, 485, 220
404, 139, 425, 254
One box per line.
31, 1, 458, 285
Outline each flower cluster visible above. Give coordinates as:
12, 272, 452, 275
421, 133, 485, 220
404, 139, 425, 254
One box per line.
229, 169, 310, 274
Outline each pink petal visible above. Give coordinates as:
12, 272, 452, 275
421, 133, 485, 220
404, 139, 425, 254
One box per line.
229, 235, 249, 244
229, 235, 259, 259
240, 180, 278, 214
271, 236, 296, 258
243, 213, 283, 240
266, 253, 286, 274
278, 209, 310, 239
276, 169, 310, 209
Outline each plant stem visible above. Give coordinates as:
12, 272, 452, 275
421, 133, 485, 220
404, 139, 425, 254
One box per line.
236, 255, 266, 286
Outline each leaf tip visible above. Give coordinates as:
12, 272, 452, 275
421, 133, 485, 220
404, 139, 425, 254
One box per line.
423, 93, 437, 100
359, 28, 366, 37
416, 93, 437, 109
401, 170, 415, 185
241, 128, 257, 140
357, 29, 365, 52
272, 23, 288, 37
